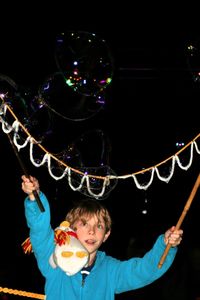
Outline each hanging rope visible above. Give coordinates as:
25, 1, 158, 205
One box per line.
0, 100, 199, 198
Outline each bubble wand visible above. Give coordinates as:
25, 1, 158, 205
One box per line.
6, 131, 45, 212
158, 172, 200, 268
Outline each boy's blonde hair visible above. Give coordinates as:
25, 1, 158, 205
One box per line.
65, 198, 112, 233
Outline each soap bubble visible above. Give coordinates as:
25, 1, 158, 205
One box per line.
186, 38, 200, 83
38, 72, 106, 121
54, 30, 114, 97
52, 129, 118, 199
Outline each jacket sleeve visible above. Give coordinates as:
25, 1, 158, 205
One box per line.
113, 234, 178, 293
24, 192, 55, 277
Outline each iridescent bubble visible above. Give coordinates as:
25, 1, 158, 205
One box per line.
58, 129, 112, 167
186, 38, 200, 83
38, 72, 106, 121
19, 87, 53, 142
54, 129, 117, 199
0, 73, 18, 96
54, 31, 114, 97
0, 74, 52, 143
0, 74, 28, 127
69, 165, 118, 200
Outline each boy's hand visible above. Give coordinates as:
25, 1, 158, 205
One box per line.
164, 226, 183, 247
21, 175, 40, 201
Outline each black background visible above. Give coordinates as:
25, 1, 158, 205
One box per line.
0, 4, 200, 299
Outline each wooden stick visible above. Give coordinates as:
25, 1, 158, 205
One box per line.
158, 172, 200, 268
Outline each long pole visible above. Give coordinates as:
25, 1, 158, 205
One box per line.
158, 173, 200, 268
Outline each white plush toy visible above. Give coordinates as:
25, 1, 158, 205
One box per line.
49, 221, 89, 276
22, 221, 89, 276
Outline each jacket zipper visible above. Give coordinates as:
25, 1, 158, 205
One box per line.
82, 277, 85, 287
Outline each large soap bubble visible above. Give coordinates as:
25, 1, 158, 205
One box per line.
38, 71, 106, 121
0, 74, 28, 128
54, 30, 114, 97
0, 73, 52, 143
186, 38, 200, 83
52, 129, 118, 200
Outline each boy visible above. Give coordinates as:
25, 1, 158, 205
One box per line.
21, 175, 183, 300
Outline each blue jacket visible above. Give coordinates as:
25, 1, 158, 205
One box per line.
24, 192, 178, 300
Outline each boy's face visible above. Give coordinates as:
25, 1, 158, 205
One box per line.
73, 214, 110, 256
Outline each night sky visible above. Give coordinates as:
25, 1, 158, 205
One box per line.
0, 5, 200, 299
